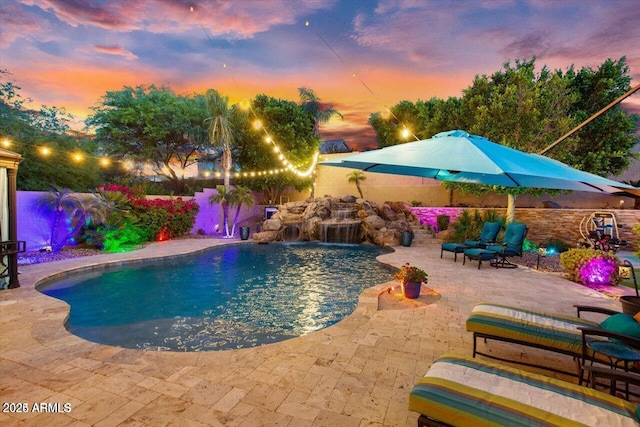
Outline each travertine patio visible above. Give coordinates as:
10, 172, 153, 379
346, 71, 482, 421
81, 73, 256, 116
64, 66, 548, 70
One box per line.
0, 238, 631, 426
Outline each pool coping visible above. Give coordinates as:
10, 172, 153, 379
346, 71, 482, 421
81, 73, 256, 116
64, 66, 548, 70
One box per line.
1, 237, 623, 426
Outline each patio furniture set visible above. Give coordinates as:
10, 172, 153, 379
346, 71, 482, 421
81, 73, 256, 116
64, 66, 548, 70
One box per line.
409, 294, 640, 426
440, 221, 528, 269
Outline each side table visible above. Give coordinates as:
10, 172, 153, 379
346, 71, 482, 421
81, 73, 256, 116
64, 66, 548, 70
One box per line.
584, 339, 640, 398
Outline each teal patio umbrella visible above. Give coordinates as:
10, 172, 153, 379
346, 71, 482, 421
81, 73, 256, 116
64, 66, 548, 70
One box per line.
320, 130, 640, 196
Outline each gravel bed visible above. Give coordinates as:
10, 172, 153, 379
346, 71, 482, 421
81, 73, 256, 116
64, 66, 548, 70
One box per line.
517, 251, 563, 273
18, 247, 105, 265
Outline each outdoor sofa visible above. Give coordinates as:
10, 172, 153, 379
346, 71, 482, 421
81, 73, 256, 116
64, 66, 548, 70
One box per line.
409, 353, 640, 427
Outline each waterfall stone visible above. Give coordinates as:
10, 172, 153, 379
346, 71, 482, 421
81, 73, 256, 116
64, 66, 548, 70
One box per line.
262, 218, 282, 231
252, 195, 419, 246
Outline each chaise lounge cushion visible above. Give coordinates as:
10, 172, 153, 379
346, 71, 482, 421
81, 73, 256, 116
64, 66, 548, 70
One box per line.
409, 353, 640, 427
466, 302, 599, 357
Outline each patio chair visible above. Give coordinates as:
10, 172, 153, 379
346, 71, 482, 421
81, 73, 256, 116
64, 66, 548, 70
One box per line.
409, 353, 640, 427
440, 221, 501, 262
463, 222, 527, 269
465, 302, 640, 377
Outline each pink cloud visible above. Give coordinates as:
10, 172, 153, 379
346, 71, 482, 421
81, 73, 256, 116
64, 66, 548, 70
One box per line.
93, 44, 138, 60
18, 0, 337, 38
0, 3, 43, 47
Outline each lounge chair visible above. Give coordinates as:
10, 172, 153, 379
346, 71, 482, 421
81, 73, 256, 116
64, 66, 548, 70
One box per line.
466, 302, 640, 377
440, 221, 501, 262
409, 353, 640, 427
463, 222, 528, 269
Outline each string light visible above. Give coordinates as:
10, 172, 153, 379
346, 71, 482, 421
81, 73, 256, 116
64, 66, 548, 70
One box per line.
2, 138, 10, 148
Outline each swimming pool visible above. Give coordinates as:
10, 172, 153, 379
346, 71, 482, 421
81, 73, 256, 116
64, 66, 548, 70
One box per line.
39, 242, 394, 351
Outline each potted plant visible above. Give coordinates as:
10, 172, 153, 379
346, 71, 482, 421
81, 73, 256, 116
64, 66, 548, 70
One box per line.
394, 262, 428, 298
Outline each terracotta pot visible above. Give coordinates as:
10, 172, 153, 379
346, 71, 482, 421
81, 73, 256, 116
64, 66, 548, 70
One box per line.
620, 296, 640, 316
402, 281, 421, 299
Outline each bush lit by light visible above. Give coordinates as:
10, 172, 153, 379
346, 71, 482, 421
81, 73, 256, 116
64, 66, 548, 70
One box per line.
578, 257, 620, 287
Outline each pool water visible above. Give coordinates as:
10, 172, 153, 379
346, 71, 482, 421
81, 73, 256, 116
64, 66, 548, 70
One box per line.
39, 243, 394, 351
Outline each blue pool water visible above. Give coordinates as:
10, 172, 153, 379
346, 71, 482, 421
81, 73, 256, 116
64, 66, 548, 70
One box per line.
39, 243, 394, 351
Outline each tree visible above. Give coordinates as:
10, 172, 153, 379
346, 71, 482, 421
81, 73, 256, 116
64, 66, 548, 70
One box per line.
228, 186, 255, 237
455, 58, 576, 221
347, 171, 366, 198
86, 85, 210, 194
205, 89, 237, 188
1, 70, 106, 191
234, 94, 319, 203
559, 57, 638, 175
209, 185, 231, 237
298, 87, 343, 138
371, 58, 638, 222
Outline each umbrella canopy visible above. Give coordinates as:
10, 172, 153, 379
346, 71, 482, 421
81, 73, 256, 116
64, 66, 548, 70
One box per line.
321, 130, 640, 196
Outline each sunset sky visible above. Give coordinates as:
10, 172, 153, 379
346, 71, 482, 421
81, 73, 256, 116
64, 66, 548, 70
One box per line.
2, 0, 639, 150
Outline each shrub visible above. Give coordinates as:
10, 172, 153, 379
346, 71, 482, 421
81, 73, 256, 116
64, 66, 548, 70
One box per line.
135, 207, 170, 241
436, 214, 450, 232
133, 197, 199, 239
102, 222, 146, 252
522, 239, 539, 252
560, 248, 620, 286
541, 238, 572, 254
446, 209, 505, 243
634, 224, 640, 259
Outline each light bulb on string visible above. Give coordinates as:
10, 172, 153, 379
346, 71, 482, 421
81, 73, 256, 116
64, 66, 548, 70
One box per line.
401, 127, 411, 139
253, 120, 262, 130
2, 138, 10, 148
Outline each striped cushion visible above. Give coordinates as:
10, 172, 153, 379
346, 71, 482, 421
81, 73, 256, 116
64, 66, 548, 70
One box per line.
466, 302, 599, 357
409, 354, 640, 427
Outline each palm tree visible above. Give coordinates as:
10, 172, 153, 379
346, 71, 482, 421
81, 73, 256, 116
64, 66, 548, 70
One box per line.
209, 185, 231, 237
205, 89, 235, 188
228, 186, 255, 237
347, 171, 366, 199
298, 87, 343, 138
38, 187, 106, 251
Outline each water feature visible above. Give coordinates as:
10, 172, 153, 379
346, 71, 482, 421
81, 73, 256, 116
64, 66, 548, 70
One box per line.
38, 243, 393, 351
317, 205, 362, 244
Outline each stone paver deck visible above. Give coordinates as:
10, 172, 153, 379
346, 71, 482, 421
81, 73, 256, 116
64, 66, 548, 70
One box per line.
0, 238, 629, 426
